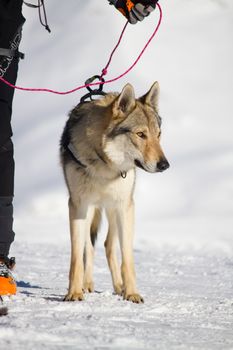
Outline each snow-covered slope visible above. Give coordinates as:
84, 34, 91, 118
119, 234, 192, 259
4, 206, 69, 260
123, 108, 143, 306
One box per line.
1, 0, 233, 348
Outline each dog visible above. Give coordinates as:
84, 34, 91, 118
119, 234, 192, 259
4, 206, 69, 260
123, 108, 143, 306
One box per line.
60, 82, 169, 303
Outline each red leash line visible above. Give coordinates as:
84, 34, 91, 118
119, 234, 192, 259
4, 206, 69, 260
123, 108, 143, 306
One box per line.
0, 3, 162, 95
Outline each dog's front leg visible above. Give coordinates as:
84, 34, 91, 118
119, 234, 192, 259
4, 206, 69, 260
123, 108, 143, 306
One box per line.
117, 201, 144, 303
64, 199, 86, 301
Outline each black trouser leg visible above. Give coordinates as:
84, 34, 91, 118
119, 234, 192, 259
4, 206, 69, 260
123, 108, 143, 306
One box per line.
0, 197, 14, 258
0, 57, 19, 258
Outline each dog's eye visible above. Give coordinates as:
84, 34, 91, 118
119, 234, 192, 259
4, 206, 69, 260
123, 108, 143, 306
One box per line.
158, 131, 161, 138
137, 132, 146, 139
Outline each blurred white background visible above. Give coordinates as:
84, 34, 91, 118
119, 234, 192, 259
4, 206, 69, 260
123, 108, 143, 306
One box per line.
11, 0, 233, 250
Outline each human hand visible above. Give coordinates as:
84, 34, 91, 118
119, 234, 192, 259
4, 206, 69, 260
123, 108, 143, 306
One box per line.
109, 0, 158, 24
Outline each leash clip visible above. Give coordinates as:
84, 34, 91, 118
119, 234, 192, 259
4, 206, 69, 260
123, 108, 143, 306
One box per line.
80, 75, 107, 103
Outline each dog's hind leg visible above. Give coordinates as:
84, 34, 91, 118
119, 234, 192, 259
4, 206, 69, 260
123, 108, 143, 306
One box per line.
64, 199, 93, 301
83, 235, 95, 293
83, 208, 101, 293
116, 201, 144, 303
105, 209, 123, 296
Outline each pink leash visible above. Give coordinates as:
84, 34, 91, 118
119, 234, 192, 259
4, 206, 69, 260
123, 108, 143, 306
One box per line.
0, 3, 162, 95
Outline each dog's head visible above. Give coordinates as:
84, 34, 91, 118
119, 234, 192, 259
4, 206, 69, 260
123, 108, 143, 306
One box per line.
104, 82, 169, 173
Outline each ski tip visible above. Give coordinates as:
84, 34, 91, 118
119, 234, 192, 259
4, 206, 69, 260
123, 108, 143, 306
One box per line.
0, 306, 8, 316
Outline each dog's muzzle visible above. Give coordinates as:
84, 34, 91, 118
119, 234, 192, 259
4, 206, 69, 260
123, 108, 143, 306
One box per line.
156, 159, 170, 172
135, 158, 170, 173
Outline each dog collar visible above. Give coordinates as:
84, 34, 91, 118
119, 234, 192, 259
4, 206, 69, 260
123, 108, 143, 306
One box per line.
66, 143, 127, 179
66, 143, 87, 168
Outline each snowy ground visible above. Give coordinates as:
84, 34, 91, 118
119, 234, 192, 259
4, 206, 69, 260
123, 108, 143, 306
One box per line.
1, 243, 233, 350
1, 0, 233, 349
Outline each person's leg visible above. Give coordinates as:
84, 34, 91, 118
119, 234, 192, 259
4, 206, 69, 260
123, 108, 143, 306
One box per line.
0, 56, 19, 260
0, 0, 24, 261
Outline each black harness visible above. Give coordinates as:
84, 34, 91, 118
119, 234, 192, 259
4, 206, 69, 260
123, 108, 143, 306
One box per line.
80, 75, 107, 103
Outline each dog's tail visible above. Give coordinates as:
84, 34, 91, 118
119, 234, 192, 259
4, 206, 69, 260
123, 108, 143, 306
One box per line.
90, 208, 102, 246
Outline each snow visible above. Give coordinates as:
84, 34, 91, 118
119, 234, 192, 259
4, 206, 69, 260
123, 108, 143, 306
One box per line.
1, 244, 233, 349
1, 0, 233, 349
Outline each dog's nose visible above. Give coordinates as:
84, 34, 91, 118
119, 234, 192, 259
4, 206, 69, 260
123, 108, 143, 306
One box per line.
157, 159, 170, 172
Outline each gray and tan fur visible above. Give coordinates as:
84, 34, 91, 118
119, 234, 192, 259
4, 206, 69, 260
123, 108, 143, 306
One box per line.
60, 82, 169, 303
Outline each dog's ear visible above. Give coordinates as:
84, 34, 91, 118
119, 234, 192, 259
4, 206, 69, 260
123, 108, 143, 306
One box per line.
140, 81, 160, 111
113, 84, 135, 117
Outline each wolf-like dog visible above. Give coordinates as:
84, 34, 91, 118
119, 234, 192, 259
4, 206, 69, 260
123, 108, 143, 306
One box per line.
60, 82, 169, 303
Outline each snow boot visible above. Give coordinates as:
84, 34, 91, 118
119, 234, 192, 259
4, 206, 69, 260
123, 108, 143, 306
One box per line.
0, 257, 16, 296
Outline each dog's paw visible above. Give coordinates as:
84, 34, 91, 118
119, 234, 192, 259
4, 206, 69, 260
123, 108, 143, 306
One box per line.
64, 291, 84, 301
83, 281, 94, 293
114, 283, 124, 296
123, 293, 144, 304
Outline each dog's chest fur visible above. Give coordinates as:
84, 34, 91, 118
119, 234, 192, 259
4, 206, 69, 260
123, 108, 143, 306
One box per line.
65, 164, 135, 208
